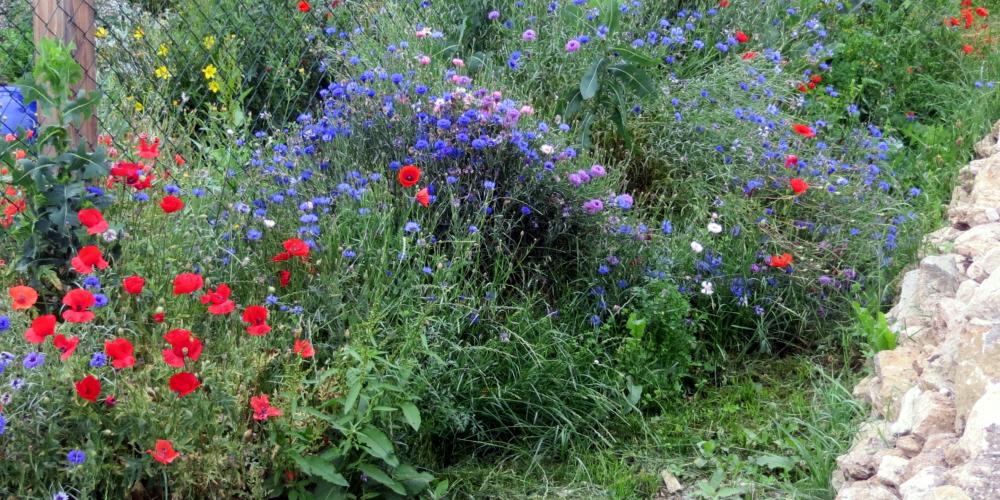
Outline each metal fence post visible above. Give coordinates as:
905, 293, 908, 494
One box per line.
32, 0, 98, 146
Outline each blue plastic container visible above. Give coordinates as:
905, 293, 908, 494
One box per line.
0, 85, 38, 137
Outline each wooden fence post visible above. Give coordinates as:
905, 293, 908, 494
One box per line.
32, 0, 98, 147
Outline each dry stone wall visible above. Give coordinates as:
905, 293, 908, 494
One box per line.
833, 120, 1000, 500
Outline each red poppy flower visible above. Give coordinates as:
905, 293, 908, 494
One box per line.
71, 245, 110, 274
162, 329, 203, 367
77, 208, 109, 235
975, 7, 989, 17
9, 285, 38, 311
138, 136, 160, 159
62, 289, 96, 323
105, 338, 136, 368
24, 314, 57, 344
250, 394, 284, 421
416, 187, 430, 207
279, 269, 291, 287
200, 283, 235, 315
123, 275, 145, 294
792, 124, 815, 138
75, 374, 101, 403
298, 0, 310, 12
398, 164, 421, 188
174, 153, 186, 166
148, 439, 179, 464
770, 253, 794, 268
293, 339, 315, 358
152, 311, 166, 323
962, 44, 974, 54
784, 154, 798, 168
947, 16, 960, 26
790, 178, 809, 195
242, 305, 271, 336
169, 372, 201, 397
735, 31, 749, 43
961, 0, 972, 7
741, 51, 757, 60
719, 0, 729, 6
53, 334, 80, 361
160, 195, 184, 214
274, 238, 310, 262
962, 9, 974, 28
173, 273, 204, 295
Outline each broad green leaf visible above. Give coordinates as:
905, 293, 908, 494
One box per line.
432, 479, 450, 499
289, 453, 350, 487
562, 89, 584, 120
755, 454, 796, 470
626, 378, 643, 407
394, 464, 434, 494
611, 46, 660, 67
357, 425, 398, 467
580, 57, 609, 100
358, 463, 407, 495
602, 0, 621, 33
608, 63, 657, 97
399, 402, 421, 431
62, 90, 101, 124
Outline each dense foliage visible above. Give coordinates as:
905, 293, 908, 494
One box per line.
0, 0, 997, 497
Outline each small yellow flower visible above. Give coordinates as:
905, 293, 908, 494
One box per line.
134, 101, 144, 112
154, 66, 172, 80
133, 27, 144, 40
202, 64, 217, 80
157, 43, 169, 57
202, 35, 216, 50
208, 81, 220, 93
95, 27, 108, 39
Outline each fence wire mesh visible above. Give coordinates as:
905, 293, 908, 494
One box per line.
1, 0, 336, 147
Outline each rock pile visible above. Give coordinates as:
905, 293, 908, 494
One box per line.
833, 120, 1000, 500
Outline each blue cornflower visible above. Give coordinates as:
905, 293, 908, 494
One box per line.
83, 276, 101, 289
404, 221, 421, 233
0, 316, 8, 331
93, 294, 109, 308
23, 352, 44, 369
661, 220, 673, 234
68, 449, 86, 465
90, 352, 107, 368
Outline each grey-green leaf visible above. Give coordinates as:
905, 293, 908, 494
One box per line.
399, 402, 421, 431
608, 62, 657, 97
611, 46, 660, 67
358, 463, 407, 495
580, 57, 609, 100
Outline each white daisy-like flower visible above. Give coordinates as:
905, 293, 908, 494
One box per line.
707, 222, 722, 234
701, 281, 714, 295
691, 241, 704, 253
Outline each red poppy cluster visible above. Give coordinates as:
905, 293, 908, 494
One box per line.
945, 0, 992, 56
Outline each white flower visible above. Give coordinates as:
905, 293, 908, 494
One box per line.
102, 229, 118, 242
690, 241, 703, 253
540, 144, 555, 155
700, 281, 714, 295
263, 219, 276, 228
707, 222, 722, 234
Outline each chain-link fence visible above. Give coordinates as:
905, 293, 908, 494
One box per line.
1, 0, 335, 147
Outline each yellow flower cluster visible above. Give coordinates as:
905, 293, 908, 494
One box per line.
154, 66, 172, 80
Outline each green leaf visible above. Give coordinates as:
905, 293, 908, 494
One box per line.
289, 453, 350, 487
562, 89, 584, 120
755, 454, 796, 470
602, 0, 621, 33
608, 63, 657, 97
580, 57, 609, 100
611, 46, 660, 67
394, 464, 434, 494
357, 425, 398, 467
358, 463, 407, 495
62, 90, 101, 124
626, 377, 643, 407
399, 402, 421, 431
432, 479, 450, 499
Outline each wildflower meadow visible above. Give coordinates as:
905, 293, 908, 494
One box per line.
0, 0, 998, 498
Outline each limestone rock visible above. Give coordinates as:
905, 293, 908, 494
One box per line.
965, 247, 1000, 282
953, 327, 1000, 420
955, 384, 1000, 461
948, 156, 1000, 227
837, 481, 901, 500
896, 435, 924, 458
873, 344, 923, 419
898, 466, 945, 499
963, 270, 1000, 321
952, 223, 1000, 258
928, 485, 971, 500
972, 119, 1000, 158
911, 391, 956, 439
875, 455, 908, 487
658, 470, 682, 494
918, 254, 963, 296
837, 422, 893, 480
